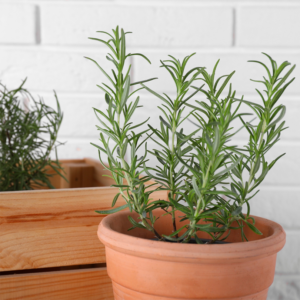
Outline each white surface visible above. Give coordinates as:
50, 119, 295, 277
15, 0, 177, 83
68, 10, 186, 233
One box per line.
0, 3, 37, 44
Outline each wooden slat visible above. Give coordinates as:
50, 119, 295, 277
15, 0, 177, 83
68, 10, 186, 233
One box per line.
60, 163, 94, 189
84, 158, 117, 187
0, 186, 167, 271
0, 157, 168, 271
0, 188, 113, 271
0, 267, 113, 300
31, 159, 87, 190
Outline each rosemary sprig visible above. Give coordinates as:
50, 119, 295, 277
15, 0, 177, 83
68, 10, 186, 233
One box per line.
87, 26, 163, 238
0, 79, 65, 191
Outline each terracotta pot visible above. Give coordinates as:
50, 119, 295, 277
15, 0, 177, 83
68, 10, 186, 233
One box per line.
98, 210, 285, 300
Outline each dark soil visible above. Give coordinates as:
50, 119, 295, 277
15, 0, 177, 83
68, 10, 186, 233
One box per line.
152, 237, 230, 244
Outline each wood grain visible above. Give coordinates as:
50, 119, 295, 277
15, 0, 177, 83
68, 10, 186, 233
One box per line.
0, 158, 168, 300
0, 267, 114, 300
60, 163, 95, 189
0, 187, 116, 271
84, 157, 121, 187
0, 177, 167, 271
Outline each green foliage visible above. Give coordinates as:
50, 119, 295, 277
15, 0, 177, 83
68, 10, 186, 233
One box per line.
89, 26, 295, 243
0, 80, 65, 191
86, 26, 163, 238
142, 54, 203, 237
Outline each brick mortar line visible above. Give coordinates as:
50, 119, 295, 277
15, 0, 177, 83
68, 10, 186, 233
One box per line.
59, 139, 300, 148
28, 90, 300, 99
62, 136, 300, 145
274, 274, 300, 278
35, 5, 41, 44
2, 1, 300, 6
2, 45, 300, 53
233, 141, 300, 146
232, 8, 236, 47
28, 88, 300, 94
258, 186, 300, 191
281, 231, 300, 236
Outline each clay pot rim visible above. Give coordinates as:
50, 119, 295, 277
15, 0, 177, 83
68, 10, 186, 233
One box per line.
98, 210, 286, 262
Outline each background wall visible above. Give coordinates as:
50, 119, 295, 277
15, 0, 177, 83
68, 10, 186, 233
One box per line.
0, 0, 299, 298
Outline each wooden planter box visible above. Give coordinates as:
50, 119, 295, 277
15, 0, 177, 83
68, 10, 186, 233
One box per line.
0, 158, 167, 300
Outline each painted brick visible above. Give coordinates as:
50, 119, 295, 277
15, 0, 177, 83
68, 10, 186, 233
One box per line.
256, 143, 300, 187
41, 4, 233, 47
269, 275, 300, 300
0, 48, 123, 93
0, 49, 298, 95
133, 51, 300, 95
52, 138, 99, 160
276, 231, 300, 274
41, 93, 106, 138
230, 98, 300, 141
249, 188, 300, 229
225, 142, 300, 187
0, 4, 36, 44
53, 138, 120, 164
237, 6, 300, 47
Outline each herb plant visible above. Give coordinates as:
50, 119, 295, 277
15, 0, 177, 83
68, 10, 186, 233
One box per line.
0, 80, 65, 191
86, 26, 164, 237
89, 26, 295, 243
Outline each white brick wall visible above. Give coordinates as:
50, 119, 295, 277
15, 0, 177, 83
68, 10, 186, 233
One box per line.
0, 3, 37, 44
237, 6, 300, 47
41, 4, 233, 47
0, 1, 299, 298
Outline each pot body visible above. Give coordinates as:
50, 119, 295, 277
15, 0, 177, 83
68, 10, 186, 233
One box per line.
98, 210, 285, 300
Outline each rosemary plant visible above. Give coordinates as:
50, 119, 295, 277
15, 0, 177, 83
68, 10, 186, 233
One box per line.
86, 26, 164, 237
89, 27, 295, 243
141, 54, 203, 237
0, 80, 65, 191
222, 54, 296, 240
